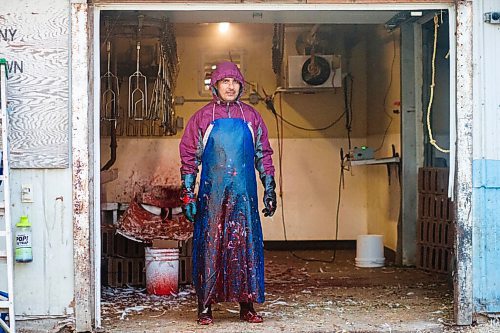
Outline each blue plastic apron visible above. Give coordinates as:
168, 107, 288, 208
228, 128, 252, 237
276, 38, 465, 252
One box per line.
192, 116, 265, 306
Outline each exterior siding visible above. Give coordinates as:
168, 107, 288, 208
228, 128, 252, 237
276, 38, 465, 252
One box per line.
0, 0, 74, 322
472, 0, 500, 315
0, 0, 69, 168
473, 160, 500, 312
4, 0, 498, 328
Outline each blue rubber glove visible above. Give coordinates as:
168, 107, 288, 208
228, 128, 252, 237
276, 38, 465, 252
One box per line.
181, 174, 197, 223
261, 175, 277, 217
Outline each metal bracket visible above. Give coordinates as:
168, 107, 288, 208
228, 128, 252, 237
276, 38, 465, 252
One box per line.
386, 144, 401, 186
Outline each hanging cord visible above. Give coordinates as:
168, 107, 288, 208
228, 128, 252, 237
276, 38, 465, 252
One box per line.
275, 94, 287, 244
261, 88, 345, 132
374, 32, 396, 153
343, 74, 354, 151
263, 92, 288, 251
273, 108, 345, 132
274, 98, 345, 131
426, 15, 450, 153
263, 92, 346, 264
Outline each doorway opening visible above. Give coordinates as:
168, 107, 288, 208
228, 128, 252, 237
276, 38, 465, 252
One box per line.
94, 4, 455, 331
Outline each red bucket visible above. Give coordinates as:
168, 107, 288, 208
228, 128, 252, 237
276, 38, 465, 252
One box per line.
145, 247, 179, 295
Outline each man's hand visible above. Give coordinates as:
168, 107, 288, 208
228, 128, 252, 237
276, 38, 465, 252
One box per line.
262, 197, 276, 217
181, 174, 197, 223
261, 175, 277, 217
183, 201, 197, 223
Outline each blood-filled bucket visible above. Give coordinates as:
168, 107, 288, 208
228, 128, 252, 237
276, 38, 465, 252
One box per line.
145, 247, 179, 295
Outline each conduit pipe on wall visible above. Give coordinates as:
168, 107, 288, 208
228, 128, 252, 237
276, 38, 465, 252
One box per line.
101, 123, 117, 171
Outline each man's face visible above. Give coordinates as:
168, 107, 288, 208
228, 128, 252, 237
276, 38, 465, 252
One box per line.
216, 77, 241, 102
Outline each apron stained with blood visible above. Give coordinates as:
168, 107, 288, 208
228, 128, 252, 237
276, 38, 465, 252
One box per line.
193, 117, 265, 306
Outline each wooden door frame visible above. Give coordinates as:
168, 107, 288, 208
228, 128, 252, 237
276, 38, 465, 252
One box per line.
71, 2, 471, 331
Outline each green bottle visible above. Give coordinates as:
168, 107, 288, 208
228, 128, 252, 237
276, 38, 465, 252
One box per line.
15, 215, 33, 263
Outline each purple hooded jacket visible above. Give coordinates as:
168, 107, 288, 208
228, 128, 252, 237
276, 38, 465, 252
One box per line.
179, 61, 275, 178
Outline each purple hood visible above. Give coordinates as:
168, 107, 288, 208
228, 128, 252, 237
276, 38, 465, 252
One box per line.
210, 61, 244, 101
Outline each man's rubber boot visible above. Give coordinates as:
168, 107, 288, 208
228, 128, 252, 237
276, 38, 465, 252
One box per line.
197, 303, 213, 325
239, 302, 263, 323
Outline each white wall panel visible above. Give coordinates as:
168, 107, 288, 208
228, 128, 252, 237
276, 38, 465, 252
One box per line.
101, 137, 368, 241
366, 133, 400, 251
263, 138, 368, 241
474, 0, 500, 160
0, 0, 74, 318
9, 169, 74, 316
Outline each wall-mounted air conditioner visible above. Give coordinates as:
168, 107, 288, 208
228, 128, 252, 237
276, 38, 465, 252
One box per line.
287, 55, 342, 89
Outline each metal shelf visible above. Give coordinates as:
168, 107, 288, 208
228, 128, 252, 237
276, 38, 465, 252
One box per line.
349, 156, 400, 166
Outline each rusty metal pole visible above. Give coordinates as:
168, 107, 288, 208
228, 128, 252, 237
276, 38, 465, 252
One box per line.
454, 0, 473, 325
71, 0, 93, 331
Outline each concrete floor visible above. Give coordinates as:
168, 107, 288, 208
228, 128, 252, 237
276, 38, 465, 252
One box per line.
101, 249, 458, 332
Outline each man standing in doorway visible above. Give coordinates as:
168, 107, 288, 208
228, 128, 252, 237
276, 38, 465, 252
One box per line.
179, 61, 277, 325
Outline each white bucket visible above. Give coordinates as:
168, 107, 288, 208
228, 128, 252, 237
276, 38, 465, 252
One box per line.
355, 235, 385, 268
145, 247, 179, 295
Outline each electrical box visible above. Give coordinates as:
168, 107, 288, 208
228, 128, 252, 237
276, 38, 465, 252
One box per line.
484, 12, 500, 24
21, 184, 34, 203
350, 146, 374, 161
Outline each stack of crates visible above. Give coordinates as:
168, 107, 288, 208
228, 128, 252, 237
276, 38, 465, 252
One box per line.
417, 167, 455, 273
178, 238, 193, 285
101, 203, 146, 287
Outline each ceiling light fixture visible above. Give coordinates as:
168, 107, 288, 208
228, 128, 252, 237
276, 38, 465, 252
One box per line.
218, 22, 230, 33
